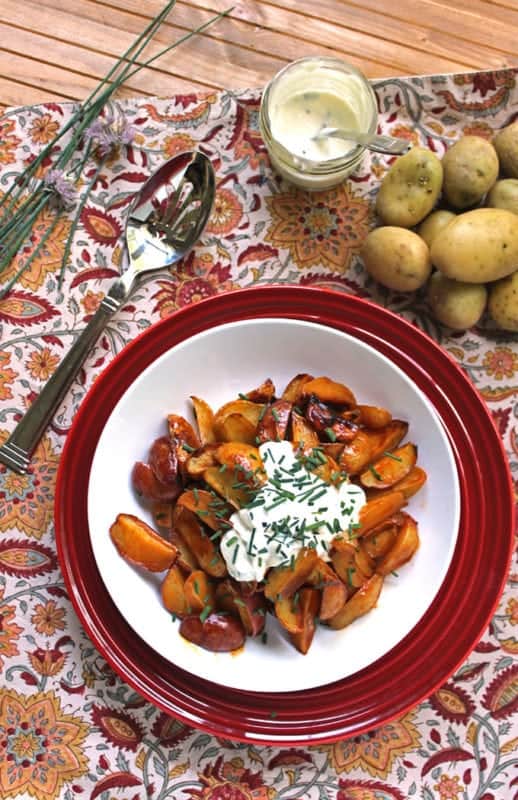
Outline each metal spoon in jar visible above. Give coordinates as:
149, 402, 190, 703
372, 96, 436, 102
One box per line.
312, 127, 411, 155
0, 150, 215, 474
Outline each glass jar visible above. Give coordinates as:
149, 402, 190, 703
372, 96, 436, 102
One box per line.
259, 57, 378, 191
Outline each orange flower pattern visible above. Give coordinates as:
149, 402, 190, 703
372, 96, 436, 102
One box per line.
322, 712, 421, 778
26, 347, 60, 381
0, 350, 16, 400
0, 74, 517, 799
0, 690, 88, 799
265, 184, 370, 270
29, 113, 60, 145
0, 119, 21, 164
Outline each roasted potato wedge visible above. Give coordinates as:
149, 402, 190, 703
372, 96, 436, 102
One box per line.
365, 420, 409, 464
282, 373, 314, 404
215, 413, 257, 445
307, 559, 347, 620
289, 588, 320, 655
214, 399, 265, 431
169, 528, 198, 573
302, 376, 356, 407
151, 502, 174, 531
245, 378, 276, 403
203, 465, 255, 508
275, 594, 304, 634
257, 399, 292, 443
368, 466, 427, 501
361, 526, 399, 560
191, 396, 217, 444
356, 404, 392, 429
172, 505, 227, 577
264, 548, 320, 602
339, 431, 374, 475
176, 488, 231, 532
185, 444, 220, 479
132, 461, 182, 502
184, 570, 215, 613
305, 397, 359, 442
360, 442, 417, 489
179, 612, 246, 652
291, 410, 320, 451
149, 436, 179, 485
215, 442, 266, 486
215, 580, 266, 636
327, 573, 384, 630
110, 513, 178, 572
356, 491, 407, 538
161, 564, 189, 616
376, 514, 420, 576
167, 414, 201, 462
330, 539, 370, 590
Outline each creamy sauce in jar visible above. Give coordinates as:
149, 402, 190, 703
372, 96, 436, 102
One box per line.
260, 57, 377, 190
220, 441, 366, 582
270, 89, 360, 161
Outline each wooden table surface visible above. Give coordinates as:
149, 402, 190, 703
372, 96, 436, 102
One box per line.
1, 0, 517, 111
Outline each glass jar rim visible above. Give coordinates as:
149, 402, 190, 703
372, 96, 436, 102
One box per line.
259, 56, 378, 173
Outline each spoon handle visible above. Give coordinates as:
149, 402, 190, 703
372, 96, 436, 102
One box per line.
0, 278, 131, 474
367, 135, 411, 155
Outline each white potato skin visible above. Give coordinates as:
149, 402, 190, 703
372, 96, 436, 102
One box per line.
361, 227, 431, 292
442, 135, 499, 209
418, 210, 456, 248
493, 122, 518, 179
487, 180, 518, 215
430, 208, 518, 283
488, 270, 518, 332
426, 272, 487, 330
375, 147, 443, 228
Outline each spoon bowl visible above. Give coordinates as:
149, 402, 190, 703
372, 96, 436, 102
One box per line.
0, 151, 215, 474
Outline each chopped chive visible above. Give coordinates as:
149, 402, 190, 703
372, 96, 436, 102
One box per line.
271, 407, 280, 422
383, 450, 403, 462
369, 464, 383, 481
261, 631, 268, 644
325, 427, 337, 442
193, 487, 199, 503
238, 392, 249, 400
182, 442, 196, 453
391, 570, 399, 577
199, 604, 212, 623
219, 463, 228, 473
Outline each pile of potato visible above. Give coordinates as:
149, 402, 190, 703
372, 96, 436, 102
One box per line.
360, 122, 518, 331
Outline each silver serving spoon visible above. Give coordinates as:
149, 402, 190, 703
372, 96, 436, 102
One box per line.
312, 127, 411, 155
0, 151, 215, 474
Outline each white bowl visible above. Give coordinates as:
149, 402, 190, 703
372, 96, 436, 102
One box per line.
88, 318, 460, 693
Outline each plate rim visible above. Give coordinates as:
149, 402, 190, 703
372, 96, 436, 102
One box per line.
54, 285, 515, 745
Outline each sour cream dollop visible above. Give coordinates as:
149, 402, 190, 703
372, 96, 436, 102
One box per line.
220, 441, 366, 582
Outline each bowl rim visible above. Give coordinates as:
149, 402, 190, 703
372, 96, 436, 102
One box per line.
54, 285, 515, 745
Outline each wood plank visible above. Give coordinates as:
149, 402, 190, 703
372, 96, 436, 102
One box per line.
1, 0, 288, 92
76, 0, 476, 76
0, 75, 70, 108
0, 22, 214, 99
336, 0, 518, 57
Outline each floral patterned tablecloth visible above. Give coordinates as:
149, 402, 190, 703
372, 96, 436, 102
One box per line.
0, 68, 517, 800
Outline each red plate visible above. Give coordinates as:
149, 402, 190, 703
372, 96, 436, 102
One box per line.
55, 286, 514, 745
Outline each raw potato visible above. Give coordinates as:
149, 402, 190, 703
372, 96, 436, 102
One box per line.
426, 272, 487, 330
376, 146, 443, 227
488, 270, 518, 331
418, 210, 455, 248
430, 208, 518, 283
442, 136, 499, 209
361, 227, 431, 291
493, 122, 518, 178
487, 179, 518, 214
